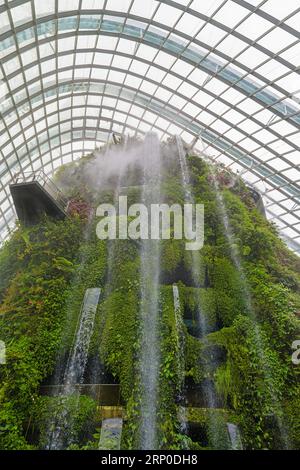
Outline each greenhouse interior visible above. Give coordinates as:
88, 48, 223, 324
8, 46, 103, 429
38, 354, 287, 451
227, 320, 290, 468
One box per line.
0, 0, 299, 453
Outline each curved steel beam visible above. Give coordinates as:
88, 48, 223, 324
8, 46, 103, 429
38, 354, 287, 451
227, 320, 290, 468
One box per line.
0, 13, 299, 128
1, 51, 299, 176
0, 3, 299, 248
1, 78, 299, 205
1, 121, 297, 243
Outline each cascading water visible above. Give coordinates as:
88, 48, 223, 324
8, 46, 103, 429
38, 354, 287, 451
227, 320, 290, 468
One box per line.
227, 423, 243, 450
64, 288, 101, 387
46, 287, 101, 449
99, 417, 123, 450
176, 137, 214, 366
88, 140, 129, 384
173, 285, 188, 442
176, 136, 193, 202
211, 168, 290, 448
138, 132, 161, 450
100, 144, 127, 298
176, 136, 224, 448
176, 136, 207, 337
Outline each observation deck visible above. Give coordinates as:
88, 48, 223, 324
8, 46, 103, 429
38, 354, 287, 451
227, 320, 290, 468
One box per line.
10, 171, 68, 225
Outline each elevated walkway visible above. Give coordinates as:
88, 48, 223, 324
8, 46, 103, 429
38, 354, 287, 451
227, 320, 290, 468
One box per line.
10, 171, 68, 225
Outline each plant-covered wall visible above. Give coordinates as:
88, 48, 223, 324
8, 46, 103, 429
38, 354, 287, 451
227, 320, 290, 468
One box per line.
0, 137, 299, 450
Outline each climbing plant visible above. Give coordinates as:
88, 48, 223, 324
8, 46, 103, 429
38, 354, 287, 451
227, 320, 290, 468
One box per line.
0, 138, 299, 450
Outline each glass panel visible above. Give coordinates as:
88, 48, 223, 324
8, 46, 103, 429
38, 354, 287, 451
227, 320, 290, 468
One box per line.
258, 28, 296, 54
58, 0, 79, 12
11, 2, 32, 27
175, 13, 205, 35
191, 0, 225, 16
154, 3, 183, 27
261, 0, 299, 20
196, 23, 227, 47
213, 2, 248, 29
130, 0, 158, 19
236, 14, 273, 41
34, 0, 55, 17
106, 0, 132, 13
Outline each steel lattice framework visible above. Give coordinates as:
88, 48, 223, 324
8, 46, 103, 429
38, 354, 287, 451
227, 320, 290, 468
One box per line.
0, 0, 299, 253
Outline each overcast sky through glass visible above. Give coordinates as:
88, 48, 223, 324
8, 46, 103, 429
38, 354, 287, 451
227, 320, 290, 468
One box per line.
0, 0, 299, 253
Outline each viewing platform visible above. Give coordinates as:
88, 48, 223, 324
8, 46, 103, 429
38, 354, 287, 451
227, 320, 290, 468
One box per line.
10, 171, 68, 225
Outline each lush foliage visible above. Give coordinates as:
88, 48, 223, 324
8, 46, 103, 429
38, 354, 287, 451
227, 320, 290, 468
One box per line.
0, 217, 84, 448
0, 139, 299, 450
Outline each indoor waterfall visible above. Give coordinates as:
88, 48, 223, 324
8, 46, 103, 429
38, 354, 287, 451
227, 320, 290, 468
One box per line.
173, 285, 188, 442
176, 136, 226, 449
46, 288, 101, 449
211, 169, 290, 449
227, 423, 243, 450
1, 135, 297, 451
138, 132, 162, 450
1, 1, 299, 456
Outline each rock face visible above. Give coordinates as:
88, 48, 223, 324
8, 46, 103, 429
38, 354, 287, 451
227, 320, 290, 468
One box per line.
0, 136, 299, 450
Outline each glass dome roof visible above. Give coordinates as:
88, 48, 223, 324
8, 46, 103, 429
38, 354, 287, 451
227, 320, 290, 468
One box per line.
0, 0, 299, 253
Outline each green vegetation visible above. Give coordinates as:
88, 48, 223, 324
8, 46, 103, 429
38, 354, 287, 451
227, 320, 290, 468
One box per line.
0, 140, 299, 450
32, 395, 97, 449
0, 217, 84, 449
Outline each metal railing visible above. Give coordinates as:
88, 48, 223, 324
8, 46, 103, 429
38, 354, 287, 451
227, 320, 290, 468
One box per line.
12, 170, 68, 212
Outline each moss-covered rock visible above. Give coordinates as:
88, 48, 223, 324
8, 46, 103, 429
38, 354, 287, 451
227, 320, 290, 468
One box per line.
0, 139, 299, 450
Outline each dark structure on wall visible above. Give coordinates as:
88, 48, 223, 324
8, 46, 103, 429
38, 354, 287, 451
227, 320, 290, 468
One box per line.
10, 171, 68, 226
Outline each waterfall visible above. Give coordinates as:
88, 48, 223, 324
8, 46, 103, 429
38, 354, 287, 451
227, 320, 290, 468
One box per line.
46, 287, 101, 449
227, 423, 243, 450
176, 136, 224, 448
211, 168, 290, 449
88, 139, 129, 384
64, 288, 101, 386
104, 149, 125, 295
50, 209, 95, 385
99, 418, 123, 450
176, 137, 214, 369
175, 136, 208, 335
172, 285, 188, 443
138, 132, 161, 450
176, 135, 192, 201
0, 340, 6, 364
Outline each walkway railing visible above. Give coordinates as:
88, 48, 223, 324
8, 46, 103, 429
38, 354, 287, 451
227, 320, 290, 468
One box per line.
12, 170, 68, 213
